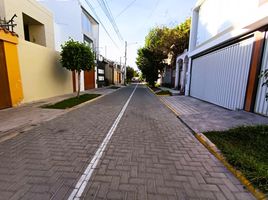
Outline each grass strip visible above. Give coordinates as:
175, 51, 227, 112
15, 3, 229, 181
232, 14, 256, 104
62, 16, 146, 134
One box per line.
42, 94, 101, 109
204, 125, 268, 195
156, 90, 171, 96
109, 86, 120, 89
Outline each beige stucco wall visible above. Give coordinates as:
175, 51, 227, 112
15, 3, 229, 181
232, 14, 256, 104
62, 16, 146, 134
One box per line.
105, 64, 113, 84
18, 39, 73, 103
0, 0, 54, 49
113, 68, 121, 85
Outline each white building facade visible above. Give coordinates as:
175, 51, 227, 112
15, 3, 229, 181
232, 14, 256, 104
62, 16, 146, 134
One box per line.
38, 0, 100, 91
187, 0, 268, 116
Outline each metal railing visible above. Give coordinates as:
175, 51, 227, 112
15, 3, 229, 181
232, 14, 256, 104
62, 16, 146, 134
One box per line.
0, 14, 17, 33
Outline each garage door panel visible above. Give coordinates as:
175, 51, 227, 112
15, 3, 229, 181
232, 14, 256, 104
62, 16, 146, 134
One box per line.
190, 37, 254, 110
255, 33, 268, 116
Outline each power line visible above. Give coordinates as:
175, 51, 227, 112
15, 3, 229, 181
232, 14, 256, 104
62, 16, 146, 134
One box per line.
84, 0, 121, 49
97, 0, 124, 42
98, 0, 124, 41
116, 0, 137, 18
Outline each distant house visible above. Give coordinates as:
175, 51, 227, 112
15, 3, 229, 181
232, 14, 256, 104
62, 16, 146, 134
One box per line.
105, 61, 115, 85
113, 64, 122, 85
175, 50, 188, 94
187, 0, 268, 116
0, 0, 73, 108
161, 54, 176, 88
38, 0, 100, 91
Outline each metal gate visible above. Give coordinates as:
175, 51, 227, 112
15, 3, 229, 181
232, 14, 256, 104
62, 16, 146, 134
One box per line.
254, 33, 268, 116
190, 37, 254, 110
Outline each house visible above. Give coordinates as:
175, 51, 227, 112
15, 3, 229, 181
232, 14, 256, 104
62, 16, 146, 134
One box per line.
38, 0, 100, 91
0, 0, 73, 108
113, 63, 122, 85
175, 50, 189, 94
161, 54, 176, 88
186, 0, 268, 116
104, 60, 115, 85
96, 55, 106, 88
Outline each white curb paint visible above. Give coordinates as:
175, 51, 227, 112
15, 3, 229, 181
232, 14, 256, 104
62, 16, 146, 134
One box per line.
68, 84, 138, 200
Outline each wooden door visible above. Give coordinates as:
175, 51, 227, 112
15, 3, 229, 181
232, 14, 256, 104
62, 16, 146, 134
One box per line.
84, 69, 95, 90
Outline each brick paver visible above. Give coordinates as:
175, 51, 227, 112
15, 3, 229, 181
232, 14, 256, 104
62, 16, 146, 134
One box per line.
82, 85, 254, 200
0, 85, 255, 199
0, 87, 133, 200
160, 96, 268, 132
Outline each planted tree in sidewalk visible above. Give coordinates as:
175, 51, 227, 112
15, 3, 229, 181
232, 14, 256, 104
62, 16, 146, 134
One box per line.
136, 47, 166, 87
136, 18, 191, 87
126, 66, 135, 83
60, 39, 95, 97
145, 18, 191, 65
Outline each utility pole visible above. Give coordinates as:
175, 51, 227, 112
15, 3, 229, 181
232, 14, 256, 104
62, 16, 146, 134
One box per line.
124, 41, 127, 84
104, 46, 107, 58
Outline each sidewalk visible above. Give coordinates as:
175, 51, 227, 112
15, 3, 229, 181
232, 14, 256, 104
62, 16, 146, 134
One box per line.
0, 86, 123, 142
160, 96, 268, 133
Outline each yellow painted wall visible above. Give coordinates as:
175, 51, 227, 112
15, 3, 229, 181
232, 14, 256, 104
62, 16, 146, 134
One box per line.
18, 39, 73, 103
0, 0, 55, 49
0, 30, 23, 107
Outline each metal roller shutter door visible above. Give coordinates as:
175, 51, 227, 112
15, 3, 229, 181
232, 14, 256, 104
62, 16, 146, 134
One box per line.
190, 37, 254, 110
255, 33, 268, 116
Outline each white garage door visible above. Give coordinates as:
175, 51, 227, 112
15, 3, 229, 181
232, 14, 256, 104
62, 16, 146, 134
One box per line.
190, 37, 254, 110
255, 33, 268, 116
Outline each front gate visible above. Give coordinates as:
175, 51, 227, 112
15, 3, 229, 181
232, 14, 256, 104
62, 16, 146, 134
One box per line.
254, 32, 268, 116
0, 41, 12, 109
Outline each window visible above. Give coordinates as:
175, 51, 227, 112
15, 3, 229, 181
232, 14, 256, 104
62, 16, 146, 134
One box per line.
22, 13, 46, 46
84, 35, 93, 49
82, 11, 92, 34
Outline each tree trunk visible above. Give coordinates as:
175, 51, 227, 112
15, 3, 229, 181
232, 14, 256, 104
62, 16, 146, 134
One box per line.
77, 71, 81, 98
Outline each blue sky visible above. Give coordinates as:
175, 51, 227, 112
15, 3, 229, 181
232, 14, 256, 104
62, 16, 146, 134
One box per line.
94, 0, 196, 69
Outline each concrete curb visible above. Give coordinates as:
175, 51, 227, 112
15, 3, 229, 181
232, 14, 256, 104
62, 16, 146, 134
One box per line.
147, 86, 267, 200
147, 86, 171, 97
67, 87, 125, 111
49, 86, 126, 112
0, 86, 125, 144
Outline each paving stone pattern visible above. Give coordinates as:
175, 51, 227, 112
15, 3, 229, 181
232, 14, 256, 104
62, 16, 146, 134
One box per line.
160, 96, 268, 132
82, 86, 254, 200
0, 87, 133, 200
0, 87, 119, 136
0, 85, 255, 199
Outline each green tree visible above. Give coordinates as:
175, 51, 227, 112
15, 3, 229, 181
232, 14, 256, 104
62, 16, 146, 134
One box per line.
134, 70, 140, 77
126, 66, 135, 83
60, 39, 95, 97
136, 47, 166, 87
136, 18, 191, 87
145, 18, 191, 65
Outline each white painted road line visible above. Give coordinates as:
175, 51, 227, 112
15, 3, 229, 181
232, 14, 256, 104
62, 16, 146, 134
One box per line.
68, 84, 138, 200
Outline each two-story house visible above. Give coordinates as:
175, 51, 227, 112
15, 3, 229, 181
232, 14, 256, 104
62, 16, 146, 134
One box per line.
187, 0, 268, 116
38, 0, 100, 91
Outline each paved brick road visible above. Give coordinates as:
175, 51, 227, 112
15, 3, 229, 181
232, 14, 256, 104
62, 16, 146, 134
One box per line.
0, 85, 254, 200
